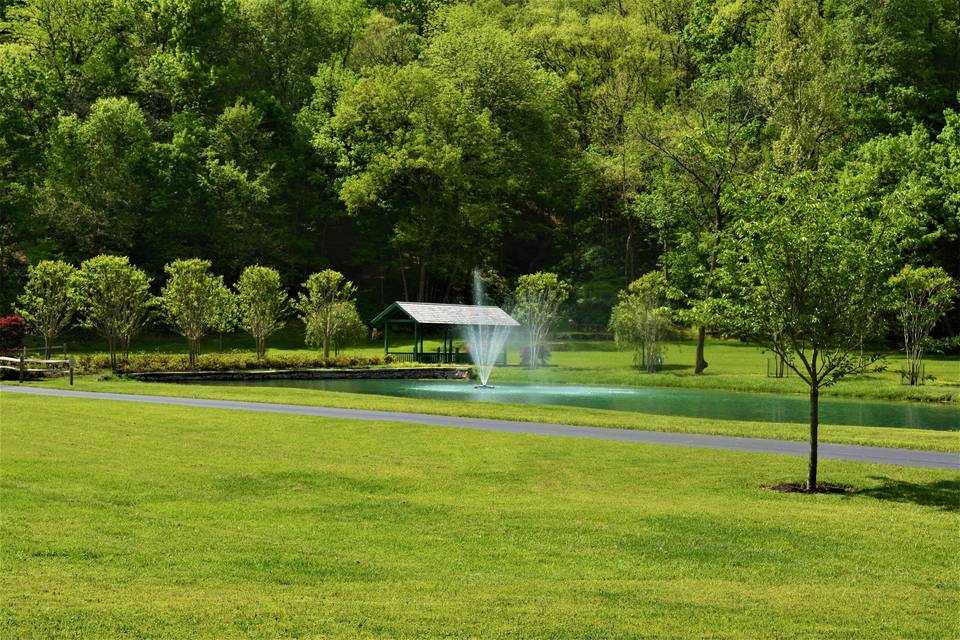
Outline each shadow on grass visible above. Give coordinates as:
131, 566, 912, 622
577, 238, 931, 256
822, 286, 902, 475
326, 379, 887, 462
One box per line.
852, 476, 960, 512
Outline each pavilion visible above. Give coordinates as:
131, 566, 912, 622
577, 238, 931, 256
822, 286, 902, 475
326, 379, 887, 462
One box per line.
371, 302, 519, 364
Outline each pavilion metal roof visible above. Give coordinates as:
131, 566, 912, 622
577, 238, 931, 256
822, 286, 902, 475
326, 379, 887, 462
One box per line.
372, 302, 520, 327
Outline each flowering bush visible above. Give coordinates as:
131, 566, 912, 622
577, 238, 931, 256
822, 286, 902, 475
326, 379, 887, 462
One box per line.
0, 315, 26, 353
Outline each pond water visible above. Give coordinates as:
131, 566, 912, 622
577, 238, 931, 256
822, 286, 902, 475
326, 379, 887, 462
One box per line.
193, 379, 959, 431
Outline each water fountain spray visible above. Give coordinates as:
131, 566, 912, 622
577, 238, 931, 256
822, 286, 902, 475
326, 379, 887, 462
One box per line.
462, 269, 513, 388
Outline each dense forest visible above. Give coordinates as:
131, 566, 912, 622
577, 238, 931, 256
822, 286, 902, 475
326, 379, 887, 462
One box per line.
1, 0, 958, 330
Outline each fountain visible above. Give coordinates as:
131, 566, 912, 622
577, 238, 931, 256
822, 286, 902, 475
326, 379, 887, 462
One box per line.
462, 269, 514, 388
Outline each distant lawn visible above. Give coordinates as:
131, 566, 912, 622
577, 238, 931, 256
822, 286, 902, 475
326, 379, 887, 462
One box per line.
40, 326, 960, 404
494, 339, 960, 404
31, 376, 960, 452
2, 394, 957, 639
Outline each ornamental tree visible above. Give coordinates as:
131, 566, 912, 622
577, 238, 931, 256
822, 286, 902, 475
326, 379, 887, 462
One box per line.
160, 259, 230, 368
295, 269, 359, 358
309, 301, 366, 357
513, 272, 570, 370
716, 173, 899, 492
236, 265, 288, 359
609, 272, 675, 373
75, 255, 153, 370
888, 266, 957, 386
16, 259, 77, 357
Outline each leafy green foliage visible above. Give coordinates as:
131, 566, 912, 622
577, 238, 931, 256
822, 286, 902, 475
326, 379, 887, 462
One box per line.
609, 272, 675, 372
0, 0, 956, 362
74, 255, 153, 370
37, 98, 152, 256
235, 265, 288, 358
716, 171, 903, 489
295, 269, 362, 358
74, 350, 383, 373
15, 259, 76, 356
159, 258, 230, 367
888, 265, 958, 385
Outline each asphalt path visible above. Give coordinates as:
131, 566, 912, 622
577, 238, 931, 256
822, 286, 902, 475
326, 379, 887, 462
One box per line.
3, 385, 958, 470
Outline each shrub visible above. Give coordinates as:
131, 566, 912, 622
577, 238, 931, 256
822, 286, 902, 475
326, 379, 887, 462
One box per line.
75, 351, 384, 374
0, 315, 26, 353
519, 343, 551, 367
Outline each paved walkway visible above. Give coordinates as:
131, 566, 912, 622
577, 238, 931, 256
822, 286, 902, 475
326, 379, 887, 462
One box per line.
3, 385, 958, 470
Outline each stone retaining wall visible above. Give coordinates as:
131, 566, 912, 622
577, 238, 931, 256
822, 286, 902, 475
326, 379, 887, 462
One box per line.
126, 366, 472, 383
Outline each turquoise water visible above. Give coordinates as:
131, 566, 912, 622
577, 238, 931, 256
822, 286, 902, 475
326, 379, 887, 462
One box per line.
195, 378, 959, 431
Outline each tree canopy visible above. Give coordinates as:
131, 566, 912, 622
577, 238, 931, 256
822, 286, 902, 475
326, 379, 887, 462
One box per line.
0, 0, 956, 342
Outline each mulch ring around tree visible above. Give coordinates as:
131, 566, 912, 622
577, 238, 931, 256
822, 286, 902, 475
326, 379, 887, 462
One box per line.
763, 482, 853, 495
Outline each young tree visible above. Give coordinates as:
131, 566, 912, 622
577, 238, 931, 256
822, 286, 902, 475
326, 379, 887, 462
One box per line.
514, 272, 571, 370
236, 265, 288, 359
717, 174, 899, 491
888, 266, 957, 386
295, 269, 359, 358
75, 255, 153, 370
635, 58, 762, 374
609, 272, 674, 373
15, 259, 77, 357
159, 259, 230, 368
310, 301, 366, 357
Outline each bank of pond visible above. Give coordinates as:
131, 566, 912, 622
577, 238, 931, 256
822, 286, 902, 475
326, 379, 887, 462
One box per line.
176, 378, 959, 431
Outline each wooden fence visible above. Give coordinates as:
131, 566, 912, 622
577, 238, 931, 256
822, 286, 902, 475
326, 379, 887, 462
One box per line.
0, 348, 75, 385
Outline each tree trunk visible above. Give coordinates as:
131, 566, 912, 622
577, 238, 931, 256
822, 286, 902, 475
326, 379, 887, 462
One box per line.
399, 253, 409, 301
44, 335, 51, 360
694, 326, 708, 374
322, 333, 330, 359
807, 386, 819, 492
417, 260, 427, 302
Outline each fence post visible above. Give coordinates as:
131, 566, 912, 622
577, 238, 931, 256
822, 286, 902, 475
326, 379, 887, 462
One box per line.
18, 353, 24, 383
69, 357, 75, 386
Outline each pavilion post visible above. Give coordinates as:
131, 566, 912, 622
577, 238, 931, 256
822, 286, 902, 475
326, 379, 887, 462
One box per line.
383, 321, 389, 355
413, 323, 419, 362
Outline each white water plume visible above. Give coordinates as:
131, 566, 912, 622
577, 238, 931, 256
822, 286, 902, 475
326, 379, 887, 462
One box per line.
462, 269, 513, 387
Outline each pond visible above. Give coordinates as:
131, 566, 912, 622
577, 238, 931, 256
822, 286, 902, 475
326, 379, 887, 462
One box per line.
191, 379, 959, 431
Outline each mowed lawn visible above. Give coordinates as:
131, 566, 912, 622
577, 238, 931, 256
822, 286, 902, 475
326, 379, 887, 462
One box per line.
34, 377, 960, 452
2, 394, 958, 639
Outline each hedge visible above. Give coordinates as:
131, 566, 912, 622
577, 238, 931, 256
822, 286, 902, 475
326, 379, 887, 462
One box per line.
76, 351, 385, 374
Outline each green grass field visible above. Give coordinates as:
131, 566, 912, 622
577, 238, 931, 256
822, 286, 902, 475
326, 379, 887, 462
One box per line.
34, 375, 960, 453
2, 393, 958, 639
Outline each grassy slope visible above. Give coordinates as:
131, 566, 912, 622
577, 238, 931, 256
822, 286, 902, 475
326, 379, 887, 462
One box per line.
31, 376, 960, 452
44, 327, 960, 403
2, 394, 958, 639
